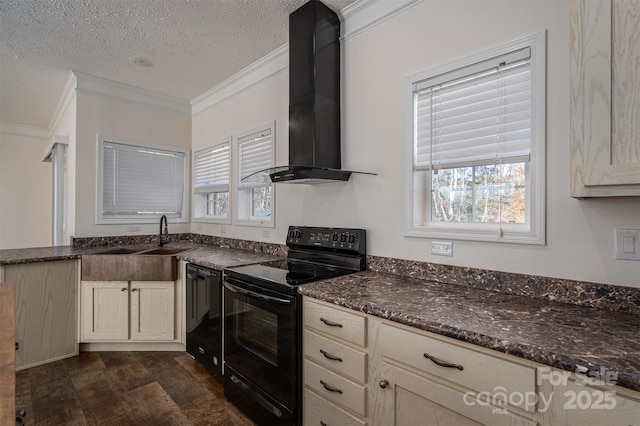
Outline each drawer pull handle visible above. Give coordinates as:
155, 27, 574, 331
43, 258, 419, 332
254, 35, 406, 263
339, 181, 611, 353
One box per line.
320, 349, 343, 362
424, 352, 464, 370
320, 380, 343, 394
379, 379, 389, 389
320, 317, 343, 328
121, 288, 127, 291
320, 422, 327, 426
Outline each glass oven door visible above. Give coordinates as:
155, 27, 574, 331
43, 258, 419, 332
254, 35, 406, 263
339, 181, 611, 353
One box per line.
223, 276, 297, 412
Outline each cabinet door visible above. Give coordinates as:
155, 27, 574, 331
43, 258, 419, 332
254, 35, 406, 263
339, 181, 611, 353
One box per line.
130, 281, 174, 341
5, 260, 78, 368
374, 361, 535, 426
570, 0, 640, 196
80, 281, 129, 341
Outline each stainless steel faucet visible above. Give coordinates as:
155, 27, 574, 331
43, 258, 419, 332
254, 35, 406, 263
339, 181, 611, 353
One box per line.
159, 215, 168, 246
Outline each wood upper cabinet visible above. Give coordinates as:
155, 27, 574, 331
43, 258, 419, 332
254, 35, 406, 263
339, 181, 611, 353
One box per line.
570, 0, 640, 197
2, 260, 78, 370
80, 280, 175, 342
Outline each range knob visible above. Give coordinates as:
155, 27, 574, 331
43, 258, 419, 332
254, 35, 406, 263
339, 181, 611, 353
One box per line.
348, 234, 356, 244
332, 233, 339, 243
340, 233, 348, 243
288, 229, 302, 240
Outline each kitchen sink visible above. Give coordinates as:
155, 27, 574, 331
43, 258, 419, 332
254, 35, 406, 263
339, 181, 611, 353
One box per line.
81, 246, 190, 281
96, 247, 144, 255
137, 247, 190, 255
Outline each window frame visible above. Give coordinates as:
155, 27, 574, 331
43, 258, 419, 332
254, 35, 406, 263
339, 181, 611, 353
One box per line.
96, 136, 189, 224
192, 138, 232, 224
404, 31, 546, 245
234, 122, 276, 228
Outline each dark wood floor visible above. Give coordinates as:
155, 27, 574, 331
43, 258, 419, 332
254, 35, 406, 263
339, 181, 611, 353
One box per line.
15, 351, 256, 425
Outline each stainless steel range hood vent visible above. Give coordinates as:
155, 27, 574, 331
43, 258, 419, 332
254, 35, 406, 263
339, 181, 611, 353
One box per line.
242, 0, 374, 185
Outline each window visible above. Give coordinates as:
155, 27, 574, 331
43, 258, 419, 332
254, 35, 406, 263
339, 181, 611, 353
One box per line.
405, 32, 545, 244
193, 140, 231, 223
236, 123, 275, 226
97, 138, 188, 223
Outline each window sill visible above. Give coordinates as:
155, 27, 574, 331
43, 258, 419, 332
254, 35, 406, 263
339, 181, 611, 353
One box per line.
405, 223, 544, 245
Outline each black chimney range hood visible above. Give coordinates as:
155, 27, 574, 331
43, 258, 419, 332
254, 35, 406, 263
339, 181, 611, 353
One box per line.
243, 0, 374, 185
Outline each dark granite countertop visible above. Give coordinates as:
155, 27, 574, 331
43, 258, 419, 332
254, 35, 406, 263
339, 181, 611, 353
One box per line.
0, 242, 281, 270
298, 270, 640, 392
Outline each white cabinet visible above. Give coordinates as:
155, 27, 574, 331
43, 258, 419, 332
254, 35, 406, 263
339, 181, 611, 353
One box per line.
376, 360, 534, 426
130, 281, 175, 340
303, 297, 640, 426
303, 298, 368, 425
540, 375, 640, 426
80, 281, 129, 340
373, 322, 536, 426
80, 280, 175, 342
570, 0, 640, 197
1, 260, 79, 369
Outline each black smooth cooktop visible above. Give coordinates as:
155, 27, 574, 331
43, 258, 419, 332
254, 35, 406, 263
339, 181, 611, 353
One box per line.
224, 258, 356, 291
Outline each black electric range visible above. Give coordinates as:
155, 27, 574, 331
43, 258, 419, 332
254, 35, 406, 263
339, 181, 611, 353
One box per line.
222, 226, 367, 426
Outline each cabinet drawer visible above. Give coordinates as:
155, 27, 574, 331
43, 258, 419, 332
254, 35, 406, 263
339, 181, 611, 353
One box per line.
305, 329, 367, 383
305, 389, 366, 426
305, 359, 366, 417
304, 299, 366, 346
379, 323, 536, 413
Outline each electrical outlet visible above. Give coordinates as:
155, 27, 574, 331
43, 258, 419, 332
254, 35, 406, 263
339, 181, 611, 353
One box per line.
261, 229, 271, 239
615, 229, 640, 260
221, 226, 227, 234
127, 225, 141, 232
431, 241, 453, 256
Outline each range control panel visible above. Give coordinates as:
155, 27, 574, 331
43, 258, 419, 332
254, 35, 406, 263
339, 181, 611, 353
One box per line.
286, 226, 366, 254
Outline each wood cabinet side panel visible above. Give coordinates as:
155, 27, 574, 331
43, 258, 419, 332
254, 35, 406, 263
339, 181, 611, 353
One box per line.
6, 260, 78, 369
0, 283, 15, 425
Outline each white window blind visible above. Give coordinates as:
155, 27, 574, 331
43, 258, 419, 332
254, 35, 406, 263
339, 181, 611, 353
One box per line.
238, 129, 273, 189
414, 47, 531, 171
193, 142, 230, 193
102, 141, 185, 217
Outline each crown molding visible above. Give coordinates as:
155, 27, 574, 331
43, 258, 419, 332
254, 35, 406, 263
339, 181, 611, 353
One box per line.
340, 0, 422, 41
191, 0, 421, 115
191, 44, 289, 115
0, 121, 49, 139
47, 71, 77, 136
74, 71, 192, 116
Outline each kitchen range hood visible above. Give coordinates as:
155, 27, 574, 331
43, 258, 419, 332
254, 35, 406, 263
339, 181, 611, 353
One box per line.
243, 0, 373, 185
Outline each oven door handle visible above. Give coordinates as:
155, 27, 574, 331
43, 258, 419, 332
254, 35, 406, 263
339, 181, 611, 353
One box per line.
224, 280, 292, 306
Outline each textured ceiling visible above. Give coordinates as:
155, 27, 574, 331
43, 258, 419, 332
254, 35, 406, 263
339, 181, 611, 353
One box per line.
0, 0, 357, 129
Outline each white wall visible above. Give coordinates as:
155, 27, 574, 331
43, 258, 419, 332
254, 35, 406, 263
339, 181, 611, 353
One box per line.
0, 131, 51, 249
192, 72, 291, 242
74, 88, 192, 238
192, 0, 640, 288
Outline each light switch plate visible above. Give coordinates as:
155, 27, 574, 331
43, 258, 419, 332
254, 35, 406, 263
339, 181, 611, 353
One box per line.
431, 241, 453, 256
615, 229, 640, 260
